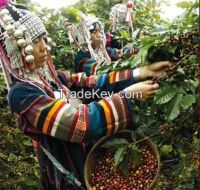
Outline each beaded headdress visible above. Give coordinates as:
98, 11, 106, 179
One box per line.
68, 13, 111, 70
0, 4, 52, 88
110, 1, 134, 34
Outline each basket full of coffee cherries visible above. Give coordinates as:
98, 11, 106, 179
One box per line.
84, 130, 160, 190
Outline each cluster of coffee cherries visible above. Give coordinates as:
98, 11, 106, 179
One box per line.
90, 145, 158, 190
165, 31, 199, 54
180, 32, 199, 54
159, 123, 173, 134
178, 31, 199, 44
165, 31, 198, 45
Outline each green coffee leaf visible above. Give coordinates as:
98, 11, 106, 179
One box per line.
155, 86, 177, 104
165, 94, 183, 121
101, 138, 129, 149
114, 147, 126, 167
119, 155, 129, 176
180, 95, 196, 110
129, 145, 142, 167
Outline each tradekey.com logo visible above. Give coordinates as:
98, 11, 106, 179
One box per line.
55, 89, 143, 100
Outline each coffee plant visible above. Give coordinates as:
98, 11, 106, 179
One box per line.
0, 0, 198, 189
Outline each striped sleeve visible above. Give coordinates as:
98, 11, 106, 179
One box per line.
106, 47, 137, 61
77, 58, 98, 76
75, 50, 98, 76
9, 83, 132, 143
75, 48, 137, 76
58, 68, 135, 91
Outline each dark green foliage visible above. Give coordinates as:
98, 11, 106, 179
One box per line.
147, 46, 180, 63
0, 74, 39, 190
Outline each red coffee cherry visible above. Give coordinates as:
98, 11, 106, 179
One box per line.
90, 145, 158, 190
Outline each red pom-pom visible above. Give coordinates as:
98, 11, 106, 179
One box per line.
127, 1, 133, 9
0, 0, 9, 8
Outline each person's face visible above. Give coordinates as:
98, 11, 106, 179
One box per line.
32, 36, 48, 68
90, 24, 102, 48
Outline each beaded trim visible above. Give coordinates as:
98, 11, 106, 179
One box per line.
110, 3, 133, 32
10, 4, 47, 41
0, 4, 49, 88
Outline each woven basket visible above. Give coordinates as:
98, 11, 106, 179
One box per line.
84, 130, 160, 190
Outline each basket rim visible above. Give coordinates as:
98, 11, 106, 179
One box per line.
84, 130, 161, 190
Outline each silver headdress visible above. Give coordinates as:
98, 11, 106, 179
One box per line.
110, 1, 134, 34
0, 4, 52, 89
68, 13, 111, 72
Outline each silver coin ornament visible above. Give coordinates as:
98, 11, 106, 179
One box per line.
17, 38, 26, 48
47, 37, 53, 45
47, 46, 51, 52
14, 29, 24, 39
24, 45, 34, 54
6, 24, 15, 35
25, 55, 35, 64
0, 9, 9, 17
3, 15, 13, 24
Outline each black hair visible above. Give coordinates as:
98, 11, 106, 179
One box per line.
10, 2, 29, 10
6, 3, 29, 21
89, 22, 101, 33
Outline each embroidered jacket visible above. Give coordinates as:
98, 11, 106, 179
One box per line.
75, 47, 135, 76
8, 69, 136, 190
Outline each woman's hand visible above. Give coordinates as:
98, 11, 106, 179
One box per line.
140, 61, 173, 79
123, 80, 159, 101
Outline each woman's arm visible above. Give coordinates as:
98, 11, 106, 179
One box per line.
106, 47, 137, 61
58, 60, 172, 93
9, 82, 132, 143
74, 50, 98, 76
58, 68, 137, 93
